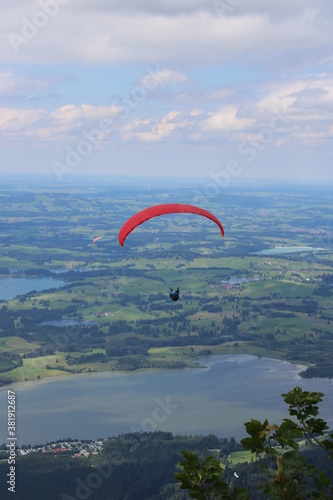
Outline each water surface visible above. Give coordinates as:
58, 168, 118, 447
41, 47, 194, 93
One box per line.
221, 277, 260, 285
253, 246, 325, 255
0, 277, 65, 300
2, 355, 333, 445
40, 320, 96, 327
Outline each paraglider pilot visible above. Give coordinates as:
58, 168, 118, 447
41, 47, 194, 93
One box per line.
169, 287, 180, 301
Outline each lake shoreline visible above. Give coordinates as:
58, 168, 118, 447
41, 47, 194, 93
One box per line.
1, 353, 332, 446
1, 345, 313, 390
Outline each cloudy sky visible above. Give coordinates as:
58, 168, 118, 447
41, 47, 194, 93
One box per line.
1, 0, 333, 183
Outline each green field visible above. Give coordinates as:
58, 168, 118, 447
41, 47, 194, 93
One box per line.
1, 183, 333, 385
228, 450, 263, 465
0, 337, 40, 354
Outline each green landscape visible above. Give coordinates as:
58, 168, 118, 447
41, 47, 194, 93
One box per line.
0, 182, 333, 386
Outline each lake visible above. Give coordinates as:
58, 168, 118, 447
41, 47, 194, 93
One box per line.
40, 320, 96, 327
253, 246, 325, 255
2, 355, 333, 445
221, 277, 260, 285
0, 277, 65, 300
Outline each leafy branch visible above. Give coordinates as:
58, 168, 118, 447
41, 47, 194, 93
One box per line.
176, 386, 333, 499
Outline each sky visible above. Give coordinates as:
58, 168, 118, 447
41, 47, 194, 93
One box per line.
1, 0, 333, 184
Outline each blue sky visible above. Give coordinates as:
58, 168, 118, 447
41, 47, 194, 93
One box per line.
1, 0, 333, 183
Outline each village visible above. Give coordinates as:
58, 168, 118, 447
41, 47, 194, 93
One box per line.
1, 438, 104, 459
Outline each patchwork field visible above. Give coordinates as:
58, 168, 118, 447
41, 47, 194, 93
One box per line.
0, 183, 332, 385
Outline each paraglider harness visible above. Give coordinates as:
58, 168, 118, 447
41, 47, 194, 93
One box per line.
169, 287, 180, 301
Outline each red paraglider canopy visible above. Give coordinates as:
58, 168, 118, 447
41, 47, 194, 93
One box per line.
118, 203, 224, 247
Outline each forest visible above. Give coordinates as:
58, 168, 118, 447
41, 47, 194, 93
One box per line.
0, 184, 333, 385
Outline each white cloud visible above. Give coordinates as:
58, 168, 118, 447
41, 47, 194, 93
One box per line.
243, 76, 333, 141
1, 1, 332, 180
2, 3, 332, 67
122, 111, 190, 142
201, 106, 255, 132
79, 0, 210, 16
2, 72, 332, 151
0, 107, 45, 132
0, 70, 49, 97
139, 69, 187, 87
0, 103, 122, 142
50, 103, 121, 125
69, 0, 326, 19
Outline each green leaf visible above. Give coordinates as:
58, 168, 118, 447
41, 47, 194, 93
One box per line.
274, 419, 302, 448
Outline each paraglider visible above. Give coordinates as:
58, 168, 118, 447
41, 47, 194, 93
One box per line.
117, 203, 224, 302
118, 203, 224, 247
169, 288, 180, 302
93, 236, 113, 247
